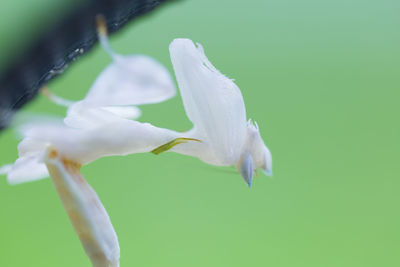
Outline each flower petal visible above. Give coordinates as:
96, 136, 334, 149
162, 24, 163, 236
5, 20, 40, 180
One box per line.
5, 153, 49, 185
45, 148, 119, 267
169, 39, 247, 165
242, 121, 273, 176
63, 55, 175, 128
102, 106, 141, 120
262, 145, 273, 176
23, 119, 180, 165
64, 102, 141, 129
84, 55, 176, 107
0, 164, 12, 175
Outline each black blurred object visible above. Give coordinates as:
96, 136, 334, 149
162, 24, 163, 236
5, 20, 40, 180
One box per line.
0, 0, 171, 131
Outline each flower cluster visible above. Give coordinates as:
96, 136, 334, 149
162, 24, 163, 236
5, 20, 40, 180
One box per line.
0, 19, 272, 267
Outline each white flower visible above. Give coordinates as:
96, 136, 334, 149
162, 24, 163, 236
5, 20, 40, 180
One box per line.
0, 19, 273, 267
167, 39, 272, 186
1, 38, 272, 188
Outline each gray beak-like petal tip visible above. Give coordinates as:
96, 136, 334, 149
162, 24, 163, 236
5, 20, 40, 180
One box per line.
239, 152, 254, 188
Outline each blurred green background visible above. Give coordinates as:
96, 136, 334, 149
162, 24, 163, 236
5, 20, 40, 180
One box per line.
1, 0, 399, 266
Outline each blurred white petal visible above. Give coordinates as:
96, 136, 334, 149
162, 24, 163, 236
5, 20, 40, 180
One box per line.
263, 145, 273, 176
85, 55, 176, 107
45, 148, 119, 267
23, 119, 179, 165
6, 117, 183, 184
0, 165, 12, 175
6, 153, 49, 185
64, 102, 141, 129
102, 106, 141, 120
18, 138, 48, 158
63, 55, 175, 127
8, 111, 64, 139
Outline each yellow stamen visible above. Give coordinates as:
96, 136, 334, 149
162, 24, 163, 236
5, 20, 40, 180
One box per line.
96, 14, 108, 37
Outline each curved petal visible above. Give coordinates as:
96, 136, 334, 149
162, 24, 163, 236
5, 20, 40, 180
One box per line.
43, 54, 175, 127
0, 164, 12, 175
169, 39, 247, 165
64, 102, 141, 129
85, 55, 176, 107
24, 119, 181, 165
5, 153, 49, 185
241, 121, 273, 177
18, 137, 48, 157
63, 55, 175, 128
44, 148, 119, 267
102, 106, 141, 119
262, 145, 273, 176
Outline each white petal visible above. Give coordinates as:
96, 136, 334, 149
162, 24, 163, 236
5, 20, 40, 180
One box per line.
85, 55, 176, 107
263, 145, 273, 176
102, 106, 141, 120
169, 39, 247, 165
44, 149, 119, 267
0, 164, 12, 175
18, 137, 48, 157
64, 102, 141, 129
10, 112, 64, 139
24, 119, 180, 165
6, 153, 49, 185
63, 55, 175, 128
241, 121, 273, 176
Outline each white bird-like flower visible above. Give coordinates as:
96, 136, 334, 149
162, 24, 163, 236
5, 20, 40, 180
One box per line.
167, 39, 272, 186
0, 34, 273, 267
1, 38, 272, 187
1, 14, 273, 267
